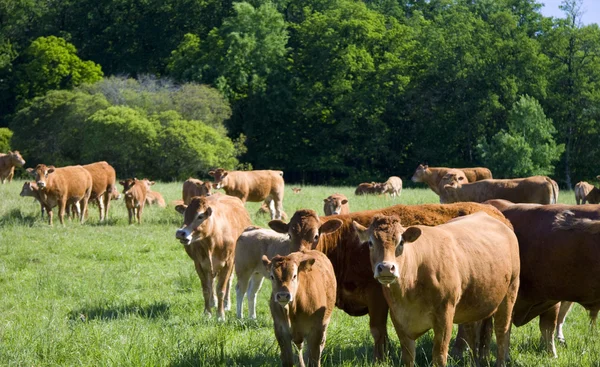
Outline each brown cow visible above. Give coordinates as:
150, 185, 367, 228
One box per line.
485, 203, 600, 357
32, 164, 93, 225
119, 178, 148, 224
20, 181, 48, 218
82, 161, 117, 221
0, 151, 26, 184
383, 176, 402, 198
323, 194, 349, 216
411, 164, 493, 194
175, 194, 251, 320
182, 177, 213, 205
353, 213, 519, 367
209, 168, 285, 220
354, 182, 386, 195
268, 203, 511, 361
439, 173, 558, 205
263, 250, 336, 367
235, 227, 291, 319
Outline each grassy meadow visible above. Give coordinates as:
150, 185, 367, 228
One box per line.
0, 180, 598, 366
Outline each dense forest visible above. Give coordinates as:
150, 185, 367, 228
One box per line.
0, 0, 599, 186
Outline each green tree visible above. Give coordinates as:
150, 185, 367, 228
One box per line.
0, 128, 12, 152
477, 95, 564, 178
15, 36, 103, 103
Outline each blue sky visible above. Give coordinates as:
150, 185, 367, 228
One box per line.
539, 0, 600, 25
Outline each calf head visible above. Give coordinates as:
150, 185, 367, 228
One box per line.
208, 168, 228, 189
20, 181, 38, 197
323, 194, 348, 215
175, 196, 212, 245
262, 253, 315, 307
269, 209, 343, 252
9, 151, 26, 167
439, 170, 467, 202
411, 164, 429, 183
353, 214, 422, 285
33, 164, 56, 189
110, 186, 121, 200
141, 178, 156, 190
120, 178, 139, 196
196, 181, 213, 196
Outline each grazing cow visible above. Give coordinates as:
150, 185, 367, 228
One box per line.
20, 181, 48, 218
235, 227, 291, 319
411, 164, 492, 194
175, 194, 251, 320
323, 194, 349, 216
484, 203, 600, 357
257, 197, 288, 220
141, 179, 166, 208
383, 176, 402, 198
209, 168, 285, 220
32, 164, 93, 225
182, 177, 213, 205
353, 213, 519, 366
292, 187, 302, 194
439, 173, 558, 205
82, 161, 117, 221
119, 178, 148, 224
268, 203, 511, 361
0, 151, 26, 184
354, 182, 386, 195
263, 250, 336, 367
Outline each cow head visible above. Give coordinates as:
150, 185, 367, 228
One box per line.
411, 164, 430, 183
110, 186, 121, 200
141, 178, 156, 190
195, 181, 213, 196
262, 253, 315, 307
269, 209, 343, 252
8, 151, 26, 167
175, 196, 212, 245
119, 178, 137, 196
20, 181, 38, 197
323, 194, 348, 215
34, 164, 56, 189
208, 168, 228, 189
353, 214, 421, 285
439, 171, 467, 203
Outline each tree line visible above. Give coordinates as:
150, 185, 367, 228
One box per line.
1, 0, 599, 186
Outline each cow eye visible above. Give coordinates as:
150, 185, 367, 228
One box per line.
313, 234, 319, 242
293, 274, 297, 280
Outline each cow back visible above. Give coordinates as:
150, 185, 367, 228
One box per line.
44, 166, 93, 200
82, 161, 117, 200
223, 170, 284, 202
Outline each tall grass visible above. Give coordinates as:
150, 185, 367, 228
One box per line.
0, 180, 594, 366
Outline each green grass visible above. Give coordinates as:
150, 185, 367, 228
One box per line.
0, 181, 596, 366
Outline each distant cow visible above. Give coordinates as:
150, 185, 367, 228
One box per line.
353, 213, 519, 366
439, 172, 558, 205
32, 164, 93, 225
354, 182, 385, 195
142, 179, 166, 208
235, 227, 291, 319
292, 187, 302, 194
0, 151, 26, 184
263, 250, 336, 367
323, 194, 349, 216
82, 161, 117, 221
175, 194, 251, 320
209, 168, 285, 220
182, 178, 212, 205
268, 203, 511, 361
411, 164, 492, 194
382, 176, 402, 198
119, 178, 148, 224
574, 181, 594, 204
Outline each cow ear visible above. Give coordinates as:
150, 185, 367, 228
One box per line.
402, 227, 422, 243
175, 204, 187, 215
47, 166, 55, 174
221, 171, 228, 178
261, 255, 272, 271
352, 221, 369, 242
323, 198, 329, 203
320, 219, 343, 235
204, 207, 213, 217
208, 171, 215, 177
341, 199, 348, 205
119, 180, 125, 186
269, 220, 289, 234
26, 168, 35, 177
298, 258, 316, 272
148, 181, 156, 186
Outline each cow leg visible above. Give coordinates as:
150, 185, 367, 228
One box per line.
432, 306, 454, 367
367, 292, 389, 361
539, 303, 560, 358
97, 197, 105, 222
589, 308, 599, 330
452, 323, 481, 366
104, 192, 111, 220
224, 268, 234, 312
396, 331, 416, 367
294, 335, 305, 367
556, 301, 574, 345
137, 204, 144, 224
306, 325, 326, 367
73, 201, 82, 223
80, 196, 90, 224
127, 207, 133, 225
235, 270, 250, 319
58, 200, 67, 226
274, 324, 294, 367
215, 259, 234, 321
272, 196, 284, 220
247, 273, 264, 319
193, 261, 213, 317
47, 205, 54, 226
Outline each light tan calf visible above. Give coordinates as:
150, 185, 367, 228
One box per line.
32, 164, 93, 226
209, 168, 285, 219
439, 173, 558, 205
182, 177, 213, 204
263, 250, 336, 367
323, 193, 349, 216
575, 181, 594, 204
0, 151, 26, 184
235, 227, 291, 319
383, 176, 402, 198
411, 164, 492, 194
82, 161, 117, 221
20, 181, 48, 218
354, 212, 519, 367
119, 178, 148, 224
175, 194, 251, 320
141, 179, 166, 207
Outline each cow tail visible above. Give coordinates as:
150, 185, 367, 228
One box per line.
546, 177, 559, 204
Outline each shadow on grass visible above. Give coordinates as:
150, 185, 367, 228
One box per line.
68, 301, 170, 321
0, 208, 39, 226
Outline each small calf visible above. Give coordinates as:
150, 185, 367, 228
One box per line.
263, 250, 336, 367
120, 178, 148, 224
383, 176, 402, 198
292, 187, 302, 194
323, 194, 349, 216
20, 181, 47, 218
142, 179, 166, 207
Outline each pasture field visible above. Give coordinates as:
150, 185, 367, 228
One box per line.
0, 180, 597, 366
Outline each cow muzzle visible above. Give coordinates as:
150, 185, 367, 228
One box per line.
374, 261, 399, 284
332, 210, 340, 215
175, 229, 192, 245
275, 291, 292, 306
37, 181, 46, 188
